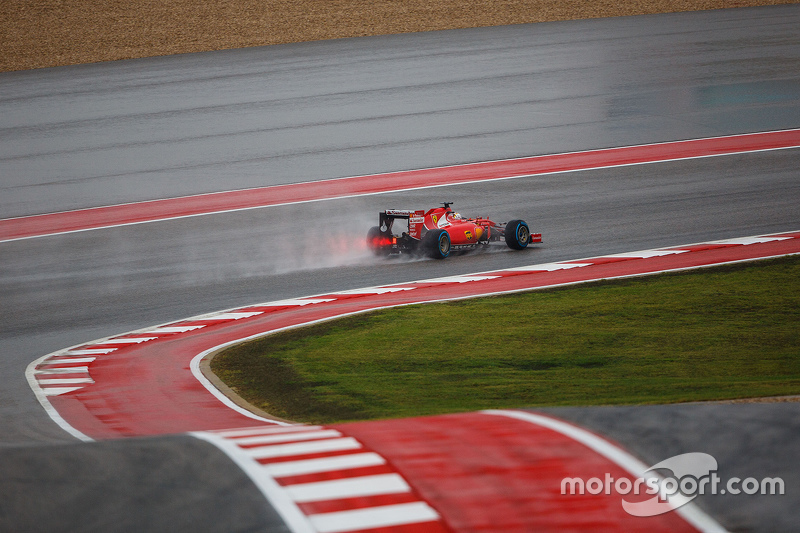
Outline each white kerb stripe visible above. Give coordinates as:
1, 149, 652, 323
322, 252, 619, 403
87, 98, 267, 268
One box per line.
504, 262, 593, 272
603, 250, 688, 258
204, 312, 263, 320
190, 431, 315, 533
37, 377, 94, 385
35, 366, 90, 375
261, 298, 336, 306
286, 473, 410, 503
234, 429, 342, 446
245, 437, 361, 459
66, 348, 117, 355
482, 410, 728, 533
41, 357, 96, 364
265, 452, 386, 478
424, 275, 500, 283
145, 325, 206, 333
42, 387, 83, 396
102, 337, 158, 344
332, 287, 415, 295
213, 425, 323, 438
711, 236, 792, 245
309, 502, 441, 533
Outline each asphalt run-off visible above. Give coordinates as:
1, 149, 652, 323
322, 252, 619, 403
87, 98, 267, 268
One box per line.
2, 128, 799, 242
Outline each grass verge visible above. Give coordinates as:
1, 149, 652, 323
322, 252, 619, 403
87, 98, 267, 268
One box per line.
211, 255, 800, 424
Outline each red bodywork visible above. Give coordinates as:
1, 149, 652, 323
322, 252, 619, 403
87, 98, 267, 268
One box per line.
368, 203, 541, 258
417, 207, 491, 244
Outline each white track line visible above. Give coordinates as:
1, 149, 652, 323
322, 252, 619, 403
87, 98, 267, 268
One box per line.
234, 429, 343, 446
264, 453, 387, 478
191, 431, 316, 533
3, 129, 799, 243
245, 437, 363, 460
286, 473, 410, 503
309, 502, 441, 533
192, 429, 443, 533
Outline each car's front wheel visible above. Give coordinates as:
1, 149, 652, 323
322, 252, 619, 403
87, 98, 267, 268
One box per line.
504, 220, 530, 250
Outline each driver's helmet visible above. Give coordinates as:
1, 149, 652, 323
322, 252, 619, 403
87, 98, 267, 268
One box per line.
449, 212, 462, 221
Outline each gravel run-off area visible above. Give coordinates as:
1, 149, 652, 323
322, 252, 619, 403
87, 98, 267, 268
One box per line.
2, 0, 798, 72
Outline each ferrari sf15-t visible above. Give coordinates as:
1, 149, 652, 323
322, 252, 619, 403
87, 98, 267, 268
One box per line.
367, 202, 542, 259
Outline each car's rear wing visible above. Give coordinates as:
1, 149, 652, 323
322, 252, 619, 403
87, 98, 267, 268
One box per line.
380, 210, 426, 239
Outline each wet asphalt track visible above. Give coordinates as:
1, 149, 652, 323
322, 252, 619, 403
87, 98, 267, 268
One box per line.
1, 4, 799, 531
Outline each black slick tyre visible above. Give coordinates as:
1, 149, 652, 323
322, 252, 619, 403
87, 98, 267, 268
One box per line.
423, 229, 451, 259
504, 220, 530, 250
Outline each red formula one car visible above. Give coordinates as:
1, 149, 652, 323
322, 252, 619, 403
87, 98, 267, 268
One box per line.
367, 202, 542, 259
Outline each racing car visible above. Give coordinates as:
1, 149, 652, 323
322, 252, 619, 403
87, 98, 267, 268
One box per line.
367, 202, 542, 259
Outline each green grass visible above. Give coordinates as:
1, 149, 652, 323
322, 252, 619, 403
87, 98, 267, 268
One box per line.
211, 255, 800, 424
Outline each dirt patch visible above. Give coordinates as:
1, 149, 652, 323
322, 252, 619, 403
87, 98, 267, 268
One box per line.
711, 395, 800, 403
1, 0, 797, 72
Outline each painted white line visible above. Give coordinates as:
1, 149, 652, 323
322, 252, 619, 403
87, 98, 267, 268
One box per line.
40, 357, 96, 364
235, 429, 343, 446
422, 275, 501, 283
482, 410, 728, 533
710, 236, 793, 245
286, 473, 410, 503
35, 366, 90, 375
213, 425, 322, 438
144, 325, 206, 334
504, 262, 593, 272
191, 431, 315, 533
308, 501, 441, 533
203, 311, 264, 320
261, 298, 337, 307
190, 346, 292, 425
5, 130, 799, 244
65, 348, 117, 355
602, 250, 689, 259
245, 437, 362, 460
42, 387, 84, 396
265, 452, 387, 478
25, 351, 94, 441
37, 377, 94, 385
333, 287, 415, 295
101, 337, 158, 344
194, 431, 434, 532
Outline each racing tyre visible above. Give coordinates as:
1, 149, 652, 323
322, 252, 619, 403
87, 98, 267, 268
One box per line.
423, 229, 451, 259
504, 220, 530, 250
367, 226, 389, 256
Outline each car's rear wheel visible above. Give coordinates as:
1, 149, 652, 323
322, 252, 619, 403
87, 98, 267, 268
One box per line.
367, 226, 390, 255
423, 229, 451, 259
504, 220, 530, 250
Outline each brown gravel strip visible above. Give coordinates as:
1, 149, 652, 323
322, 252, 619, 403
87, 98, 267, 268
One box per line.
1, 0, 797, 72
